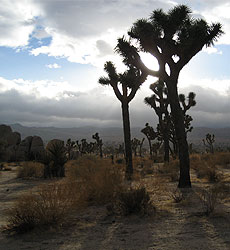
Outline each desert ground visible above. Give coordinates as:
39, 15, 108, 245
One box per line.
0, 159, 229, 250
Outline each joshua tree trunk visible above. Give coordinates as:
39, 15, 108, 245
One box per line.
160, 119, 170, 162
163, 135, 170, 162
166, 79, 191, 188
121, 100, 133, 179
148, 139, 153, 159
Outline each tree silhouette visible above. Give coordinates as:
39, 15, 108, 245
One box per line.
141, 123, 158, 158
203, 133, 215, 154
145, 80, 196, 161
92, 132, 103, 158
131, 137, 145, 157
116, 5, 223, 187
99, 62, 147, 179
145, 79, 170, 162
66, 138, 76, 160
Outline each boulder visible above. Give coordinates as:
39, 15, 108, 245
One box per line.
46, 139, 64, 152
6, 132, 21, 146
0, 125, 12, 138
30, 136, 45, 159
17, 136, 33, 161
0, 124, 21, 161
17, 136, 45, 161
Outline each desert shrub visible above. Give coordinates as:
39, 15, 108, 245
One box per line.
213, 152, 230, 167
3, 166, 12, 171
17, 162, 44, 178
199, 185, 224, 216
116, 158, 124, 164
159, 160, 179, 181
190, 154, 202, 170
136, 158, 154, 176
109, 186, 154, 216
6, 182, 80, 233
206, 167, 221, 183
171, 188, 184, 203
68, 155, 123, 205
196, 166, 220, 183
190, 154, 222, 182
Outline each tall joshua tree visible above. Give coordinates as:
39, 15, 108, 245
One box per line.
145, 79, 170, 162
116, 5, 223, 187
145, 81, 196, 161
99, 62, 147, 179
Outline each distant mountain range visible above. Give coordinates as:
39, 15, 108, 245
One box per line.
8, 123, 230, 146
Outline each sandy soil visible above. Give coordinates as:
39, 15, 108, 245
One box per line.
0, 165, 229, 250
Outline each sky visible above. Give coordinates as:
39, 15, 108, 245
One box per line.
0, 0, 230, 128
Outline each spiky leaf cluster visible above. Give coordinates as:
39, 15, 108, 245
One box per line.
141, 123, 158, 141
116, 4, 223, 77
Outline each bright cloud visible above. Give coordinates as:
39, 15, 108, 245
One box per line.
46, 63, 61, 69
0, 0, 41, 47
0, 76, 73, 99
203, 47, 223, 55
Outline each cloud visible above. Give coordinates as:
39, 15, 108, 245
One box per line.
1, 0, 229, 65
29, 0, 171, 66
0, 0, 41, 47
46, 63, 61, 69
203, 47, 223, 55
0, 75, 229, 128
0, 76, 74, 99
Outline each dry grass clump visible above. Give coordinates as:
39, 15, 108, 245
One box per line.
5, 182, 80, 233
171, 188, 184, 203
190, 154, 222, 182
68, 155, 124, 205
158, 160, 179, 182
133, 157, 154, 177
17, 161, 44, 178
199, 184, 227, 216
212, 152, 230, 167
108, 186, 155, 216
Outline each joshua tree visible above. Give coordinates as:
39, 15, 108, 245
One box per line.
131, 137, 145, 157
145, 80, 196, 161
131, 138, 139, 156
92, 132, 103, 158
203, 133, 215, 154
115, 143, 125, 158
141, 123, 158, 158
116, 5, 223, 187
145, 79, 170, 162
76, 139, 96, 155
139, 138, 145, 157
45, 140, 67, 177
66, 138, 76, 160
170, 92, 196, 156
99, 62, 147, 179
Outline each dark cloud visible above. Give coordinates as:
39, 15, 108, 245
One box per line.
96, 40, 113, 57
179, 85, 230, 127
0, 84, 229, 128
35, 0, 170, 38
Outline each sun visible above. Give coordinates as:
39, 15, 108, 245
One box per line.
140, 52, 159, 71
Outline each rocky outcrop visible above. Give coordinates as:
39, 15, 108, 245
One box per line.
46, 139, 64, 151
17, 136, 45, 161
0, 124, 12, 137
0, 125, 21, 161
0, 124, 45, 162
31, 136, 45, 156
